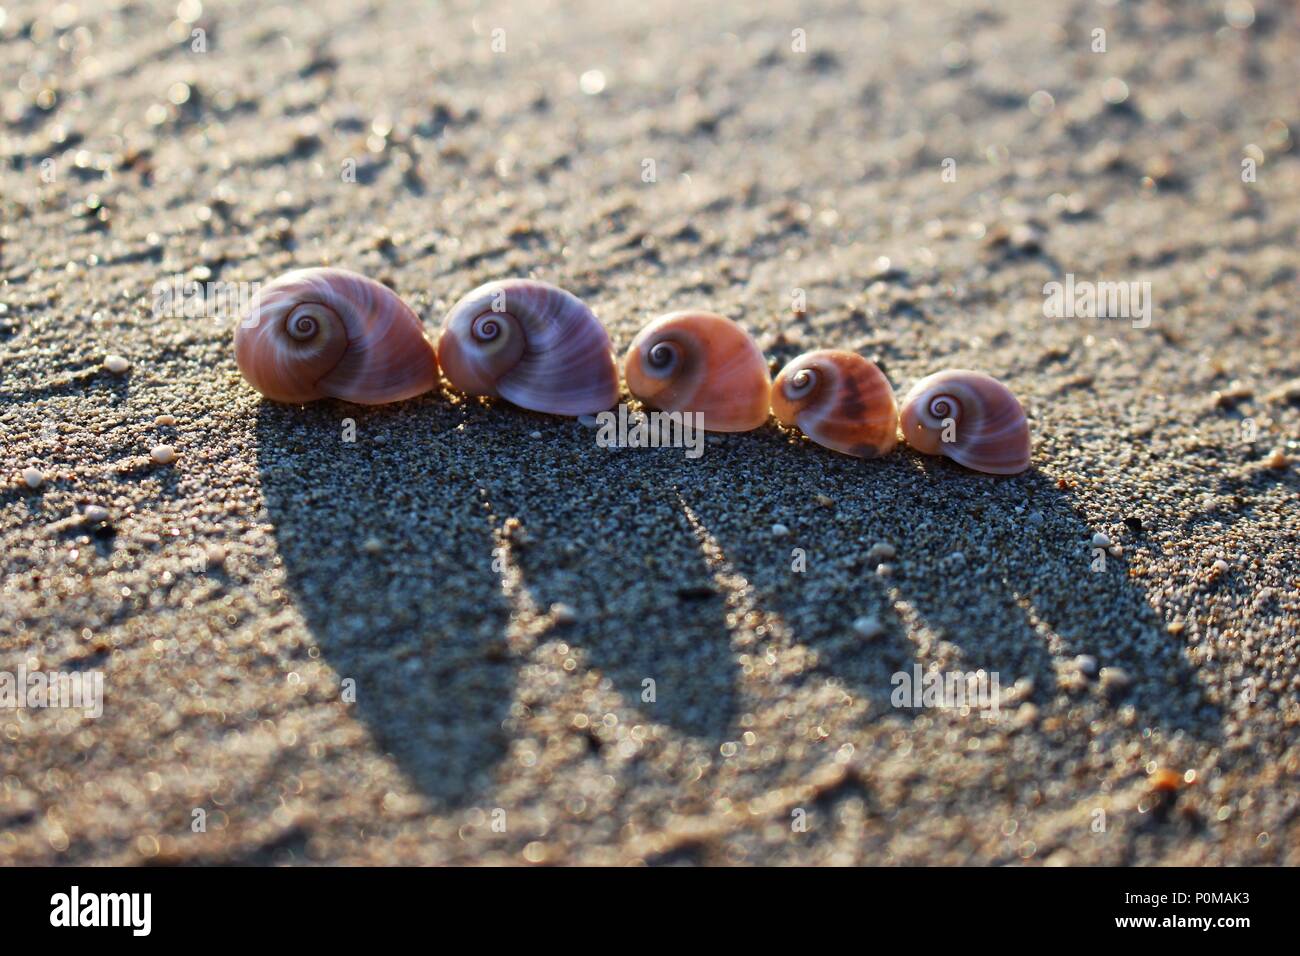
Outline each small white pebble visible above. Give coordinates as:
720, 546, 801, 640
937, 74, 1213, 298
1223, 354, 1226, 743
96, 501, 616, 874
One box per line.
205, 545, 227, 567
103, 354, 130, 374
529, 430, 542, 440
1099, 666, 1131, 692
1058, 669, 1089, 693
1091, 532, 1111, 548
83, 505, 109, 523
21, 467, 45, 489
1211, 558, 1230, 575
551, 602, 577, 624
1073, 654, 1098, 676
362, 537, 383, 554
852, 616, 885, 639
150, 445, 177, 465
771, 523, 790, 537
866, 542, 896, 563
1015, 703, 1039, 727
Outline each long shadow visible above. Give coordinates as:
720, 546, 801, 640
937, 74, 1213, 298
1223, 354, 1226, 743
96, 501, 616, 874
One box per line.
256, 398, 515, 808
467, 415, 740, 739
257, 397, 741, 812
667, 431, 921, 713
678, 429, 1221, 738
259, 394, 1221, 813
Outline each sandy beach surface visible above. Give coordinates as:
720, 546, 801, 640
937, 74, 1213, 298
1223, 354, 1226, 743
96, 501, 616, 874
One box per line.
1, 0, 1297, 865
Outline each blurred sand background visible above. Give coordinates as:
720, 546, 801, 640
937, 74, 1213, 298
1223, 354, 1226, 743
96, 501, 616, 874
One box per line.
1, 0, 1298, 865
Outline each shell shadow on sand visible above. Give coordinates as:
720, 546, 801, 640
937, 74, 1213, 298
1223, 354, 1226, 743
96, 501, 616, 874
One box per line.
258, 399, 1222, 810
255, 399, 516, 808
255, 397, 740, 809
676, 427, 1223, 738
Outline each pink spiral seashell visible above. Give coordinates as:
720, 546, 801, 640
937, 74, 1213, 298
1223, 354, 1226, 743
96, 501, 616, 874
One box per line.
437, 279, 619, 416
234, 268, 438, 404
898, 369, 1031, 475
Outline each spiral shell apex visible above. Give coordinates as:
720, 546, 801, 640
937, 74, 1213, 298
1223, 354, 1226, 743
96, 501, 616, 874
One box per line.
771, 350, 899, 458
898, 369, 1030, 475
234, 268, 438, 404
437, 279, 619, 416
624, 311, 771, 432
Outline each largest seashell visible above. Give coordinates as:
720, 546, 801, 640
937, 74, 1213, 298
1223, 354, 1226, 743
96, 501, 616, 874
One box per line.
898, 369, 1031, 475
624, 311, 771, 432
437, 279, 619, 416
235, 268, 438, 404
771, 350, 898, 458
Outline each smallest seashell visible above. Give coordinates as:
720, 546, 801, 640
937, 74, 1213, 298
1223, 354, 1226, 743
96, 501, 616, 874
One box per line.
150, 445, 178, 465
103, 354, 130, 374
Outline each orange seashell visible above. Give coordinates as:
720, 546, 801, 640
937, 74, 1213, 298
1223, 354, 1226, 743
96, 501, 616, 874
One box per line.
771, 350, 898, 458
624, 311, 770, 432
898, 369, 1031, 475
235, 268, 438, 404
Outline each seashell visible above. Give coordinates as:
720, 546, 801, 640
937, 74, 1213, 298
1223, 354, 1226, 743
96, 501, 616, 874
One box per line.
437, 279, 619, 416
898, 369, 1030, 475
771, 350, 898, 458
235, 268, 438, 404
624, 311, 770, 432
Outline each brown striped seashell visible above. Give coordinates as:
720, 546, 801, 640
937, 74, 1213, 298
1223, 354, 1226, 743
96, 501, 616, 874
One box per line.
437, 279, 619, 416
771, 350, 898, 458
898, 369, 1030, 475
234, 268, 438, 404
624, 311, 770, 432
